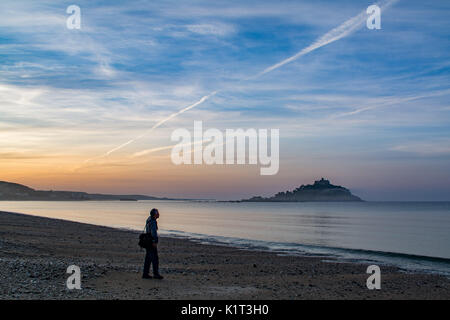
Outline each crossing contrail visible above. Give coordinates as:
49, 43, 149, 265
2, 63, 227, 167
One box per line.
130, 138, 214, 158
83, 91, 217, 163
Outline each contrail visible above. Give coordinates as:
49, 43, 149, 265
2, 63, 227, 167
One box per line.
334, 88, 450, 118
83, 91, 217, 163
257, 0, 398, 77
131, 138, 213, 158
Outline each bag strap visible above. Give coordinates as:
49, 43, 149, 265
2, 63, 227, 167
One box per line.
144, 219, 150, 233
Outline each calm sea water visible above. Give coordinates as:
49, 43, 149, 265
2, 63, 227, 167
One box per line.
1, 200, 449, 275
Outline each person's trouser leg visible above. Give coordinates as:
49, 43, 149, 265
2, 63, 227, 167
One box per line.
150, 247, 159, 275
143, 248, 151, 276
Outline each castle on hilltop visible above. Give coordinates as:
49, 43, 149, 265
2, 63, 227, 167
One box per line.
314, 178, 331, 186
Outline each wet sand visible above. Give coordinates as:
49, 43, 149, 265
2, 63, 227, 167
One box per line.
0, 210, 449, 299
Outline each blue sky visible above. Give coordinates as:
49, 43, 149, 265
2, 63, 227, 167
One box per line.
1, 0, 450, 200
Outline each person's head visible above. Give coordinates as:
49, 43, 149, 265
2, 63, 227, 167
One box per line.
150, 208, 159, 219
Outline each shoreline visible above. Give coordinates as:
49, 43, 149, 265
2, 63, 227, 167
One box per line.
160, 229, 450, 276
1, 210, 449, 299
7, 208, 448, 277
5, 209, 450, 276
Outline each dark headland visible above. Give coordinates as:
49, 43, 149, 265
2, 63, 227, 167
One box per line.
242, 178, 362, 202
0, 180, 179, 201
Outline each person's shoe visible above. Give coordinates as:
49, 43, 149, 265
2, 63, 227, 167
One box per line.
153, 274, 164, 280
142, 274, 152, 279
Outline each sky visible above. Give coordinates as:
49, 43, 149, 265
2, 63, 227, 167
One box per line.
0, 0, 449, 200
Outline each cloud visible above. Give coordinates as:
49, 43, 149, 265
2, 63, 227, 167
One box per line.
3, 0, 450, 200
390, 141, 450, 156
186, 23, 236, 36
0, 152, 52, 160
94, 0, 401, 163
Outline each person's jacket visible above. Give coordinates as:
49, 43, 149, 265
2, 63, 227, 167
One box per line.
145, 217, 158, 244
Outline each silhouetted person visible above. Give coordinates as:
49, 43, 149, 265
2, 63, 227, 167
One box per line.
142, 208, 163, 279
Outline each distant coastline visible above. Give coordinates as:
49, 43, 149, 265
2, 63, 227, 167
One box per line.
0, 180, 197, 201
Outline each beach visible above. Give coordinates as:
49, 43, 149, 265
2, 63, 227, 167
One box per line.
0, 210, 449, 300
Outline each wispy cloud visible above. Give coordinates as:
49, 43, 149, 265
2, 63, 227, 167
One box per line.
186, 23, 236, 36
391, 140, 450, 156
123, 0, 400, 160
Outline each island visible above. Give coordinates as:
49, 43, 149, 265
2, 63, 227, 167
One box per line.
242, 178, 363, 202
0, 180, 179, 201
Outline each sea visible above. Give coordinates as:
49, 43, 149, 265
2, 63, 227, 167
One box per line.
1, 200, 449, 276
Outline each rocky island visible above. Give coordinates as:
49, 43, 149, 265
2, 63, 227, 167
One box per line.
243, 178, 363, 202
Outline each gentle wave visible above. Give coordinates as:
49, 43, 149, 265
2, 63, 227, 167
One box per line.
160, 229, 450, 277
1, 200, 449, 277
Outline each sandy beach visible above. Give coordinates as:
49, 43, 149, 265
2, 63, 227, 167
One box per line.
0, 210, 449, 300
